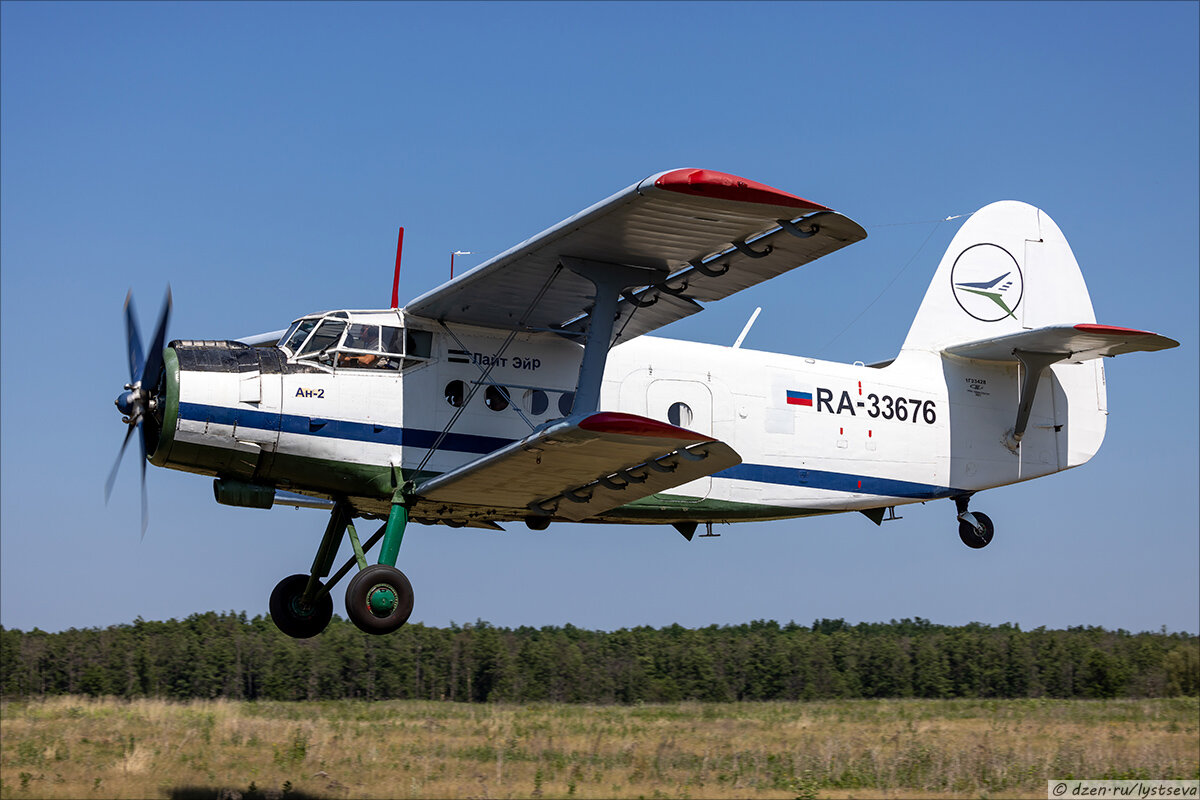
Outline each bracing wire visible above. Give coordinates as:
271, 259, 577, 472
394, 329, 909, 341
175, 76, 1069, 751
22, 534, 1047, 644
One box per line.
813, 213, 968, 358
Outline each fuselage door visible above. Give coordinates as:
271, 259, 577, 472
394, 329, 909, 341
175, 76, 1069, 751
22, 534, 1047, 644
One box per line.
646, 379, 713, 501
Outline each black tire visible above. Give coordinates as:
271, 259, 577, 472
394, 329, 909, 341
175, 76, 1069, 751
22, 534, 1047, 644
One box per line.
958, 511, 995, 549
345, 564, 414, 635
269, 574, 333, 638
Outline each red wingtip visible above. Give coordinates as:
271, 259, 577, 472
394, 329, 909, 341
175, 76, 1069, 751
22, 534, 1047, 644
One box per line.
655, 169, 830, 212
578, 411, 710, 442
1073, 324, 1157, 336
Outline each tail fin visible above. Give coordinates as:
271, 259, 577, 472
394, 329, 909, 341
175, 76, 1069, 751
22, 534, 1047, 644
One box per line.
898, 201, 1175, 486
901, 201, 1096, 354
905, 202, 1104, 481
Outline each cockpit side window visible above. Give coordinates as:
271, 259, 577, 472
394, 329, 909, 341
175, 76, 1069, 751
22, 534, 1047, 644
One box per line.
338, 324, 386, 369
335, 324, 434, 371
380, 326, 405, 355
345, 324, 380, 351
406, 330, 433, 359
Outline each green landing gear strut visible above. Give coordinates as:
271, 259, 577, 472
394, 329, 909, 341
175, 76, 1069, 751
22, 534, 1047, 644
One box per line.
268, 502, 352, 639
268, 498, 415, 638
344, 498, 415, 635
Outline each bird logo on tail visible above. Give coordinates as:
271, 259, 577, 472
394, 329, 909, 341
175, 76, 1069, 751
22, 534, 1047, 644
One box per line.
950, 243, 1024, 322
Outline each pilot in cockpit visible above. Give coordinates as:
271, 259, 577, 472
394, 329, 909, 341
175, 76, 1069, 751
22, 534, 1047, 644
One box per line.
338, 324, 380, 368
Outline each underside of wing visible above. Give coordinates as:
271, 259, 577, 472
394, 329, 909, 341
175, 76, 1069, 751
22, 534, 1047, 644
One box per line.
944, 324, 1179, 362
413, 412, 741, 522
403, 168, 866, 342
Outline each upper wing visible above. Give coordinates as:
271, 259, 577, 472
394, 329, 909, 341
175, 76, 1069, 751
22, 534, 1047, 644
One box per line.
235, 329, 289, 347
943, 324, 1179, 362
403, 168, 866, 341
414, 411, 741, 522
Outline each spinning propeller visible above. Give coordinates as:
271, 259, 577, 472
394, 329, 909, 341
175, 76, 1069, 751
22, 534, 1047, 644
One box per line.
105, 288, 172, 535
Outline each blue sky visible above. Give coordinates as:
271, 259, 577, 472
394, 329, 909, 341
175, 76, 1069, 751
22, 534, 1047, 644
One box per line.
2, 1, 1197, 635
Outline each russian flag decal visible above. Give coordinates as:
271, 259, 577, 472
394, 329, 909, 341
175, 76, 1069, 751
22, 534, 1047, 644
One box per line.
786, 390, 813, 407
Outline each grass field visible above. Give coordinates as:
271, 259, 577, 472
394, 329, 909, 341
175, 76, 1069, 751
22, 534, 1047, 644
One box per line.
1, 696, 1196, 799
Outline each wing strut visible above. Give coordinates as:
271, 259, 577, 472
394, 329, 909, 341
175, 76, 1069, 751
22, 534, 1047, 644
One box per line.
1007, 350, 1068, 453
560, 257, 668, 415
410, 265, 564, 483
439, 322, 539, 432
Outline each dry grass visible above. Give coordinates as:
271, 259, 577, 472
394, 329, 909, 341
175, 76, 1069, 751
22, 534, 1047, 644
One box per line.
1, 696, 1196, 799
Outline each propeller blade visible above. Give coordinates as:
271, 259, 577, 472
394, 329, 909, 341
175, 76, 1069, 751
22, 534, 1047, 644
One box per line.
105, 422, 139, 503
139, 432, 149, 539
140, 286, 173, 389
124, 291, 145, 384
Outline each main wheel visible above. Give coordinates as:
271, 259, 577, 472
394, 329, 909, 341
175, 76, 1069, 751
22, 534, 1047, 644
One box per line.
958, 511, 995, 549
345, 564, 414, 635
269, 574, 333, 638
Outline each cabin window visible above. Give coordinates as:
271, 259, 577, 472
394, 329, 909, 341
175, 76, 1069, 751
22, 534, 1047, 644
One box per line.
444, 380, 466, 408
485, 385, 510, 411
523, 389, 549, 416
558, 392, 575, 417
668, 402, 694, 428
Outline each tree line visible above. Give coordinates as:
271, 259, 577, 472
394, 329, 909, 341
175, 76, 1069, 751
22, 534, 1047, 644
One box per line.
1, 615, 1196, 703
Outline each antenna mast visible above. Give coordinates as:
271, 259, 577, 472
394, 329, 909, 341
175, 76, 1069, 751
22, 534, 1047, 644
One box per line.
390, 227, 404, 309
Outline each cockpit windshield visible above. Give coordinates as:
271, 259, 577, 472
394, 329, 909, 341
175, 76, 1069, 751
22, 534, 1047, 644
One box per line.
281, 312, 432, 371
282, 318, 319, 354
298, 319, 347, 361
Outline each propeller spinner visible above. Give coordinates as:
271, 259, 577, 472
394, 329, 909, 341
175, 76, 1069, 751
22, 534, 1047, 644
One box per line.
105, 288, 172, 535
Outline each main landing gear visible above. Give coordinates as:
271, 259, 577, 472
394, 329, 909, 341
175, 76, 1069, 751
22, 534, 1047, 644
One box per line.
954, 494, 994, 549
268, 498, 415, 638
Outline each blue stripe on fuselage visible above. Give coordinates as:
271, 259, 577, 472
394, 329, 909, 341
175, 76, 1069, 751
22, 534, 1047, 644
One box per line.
715, 463, 956, 500
178, 402, 511, 455
177, 402, 956, 499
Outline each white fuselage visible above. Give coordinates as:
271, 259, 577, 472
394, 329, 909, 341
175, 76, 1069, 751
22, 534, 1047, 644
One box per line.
161, 307, 1105, 525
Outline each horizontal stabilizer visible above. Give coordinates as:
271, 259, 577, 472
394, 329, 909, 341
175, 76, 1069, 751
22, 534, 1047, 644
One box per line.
944, 324, 1178, 363
415, 412, 741, 521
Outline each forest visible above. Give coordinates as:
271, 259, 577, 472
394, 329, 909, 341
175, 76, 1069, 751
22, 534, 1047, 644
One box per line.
2, 615, 1196, 703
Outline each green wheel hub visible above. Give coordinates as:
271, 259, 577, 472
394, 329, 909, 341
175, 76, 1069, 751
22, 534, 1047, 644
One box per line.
367, 584, 398, 616
288, 596, 316, 619
344, 564, 413, 635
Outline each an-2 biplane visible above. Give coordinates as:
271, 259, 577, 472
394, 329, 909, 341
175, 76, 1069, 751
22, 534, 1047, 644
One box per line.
107, 169, 1178, 637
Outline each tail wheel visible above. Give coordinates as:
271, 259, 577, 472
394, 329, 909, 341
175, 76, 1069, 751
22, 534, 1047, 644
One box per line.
345, 564, 414, 635
958, 511, 995, 549
269, 574, 333, 639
